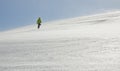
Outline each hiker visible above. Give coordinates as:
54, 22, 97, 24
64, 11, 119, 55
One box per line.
37, 17, 42, 29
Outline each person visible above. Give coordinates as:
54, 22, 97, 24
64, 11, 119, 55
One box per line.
37, 17, 42, 29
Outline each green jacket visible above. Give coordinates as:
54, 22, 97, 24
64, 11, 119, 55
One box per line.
37, 17, 42, 25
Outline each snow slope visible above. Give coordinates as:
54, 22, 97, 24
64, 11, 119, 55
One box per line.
1, 11, 120, 71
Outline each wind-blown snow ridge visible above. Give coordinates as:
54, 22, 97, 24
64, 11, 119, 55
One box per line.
1, 11, 120, 34
1, 11, 120, 38
1, 11, 120, 71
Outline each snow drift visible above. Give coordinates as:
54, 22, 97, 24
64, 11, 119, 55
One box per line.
1, 11, 120, 71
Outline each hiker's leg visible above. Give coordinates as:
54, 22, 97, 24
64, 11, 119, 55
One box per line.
38, 24, 40, 29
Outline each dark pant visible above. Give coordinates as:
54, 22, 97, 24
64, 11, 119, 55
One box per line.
38, 24, 41, 29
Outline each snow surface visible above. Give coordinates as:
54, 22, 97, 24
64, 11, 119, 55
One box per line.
1, 11, 120, 71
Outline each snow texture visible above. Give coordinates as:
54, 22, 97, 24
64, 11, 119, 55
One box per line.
1, 11, 120, 71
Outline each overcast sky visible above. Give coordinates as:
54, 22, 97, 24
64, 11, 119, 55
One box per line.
0, 0, 120, 31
